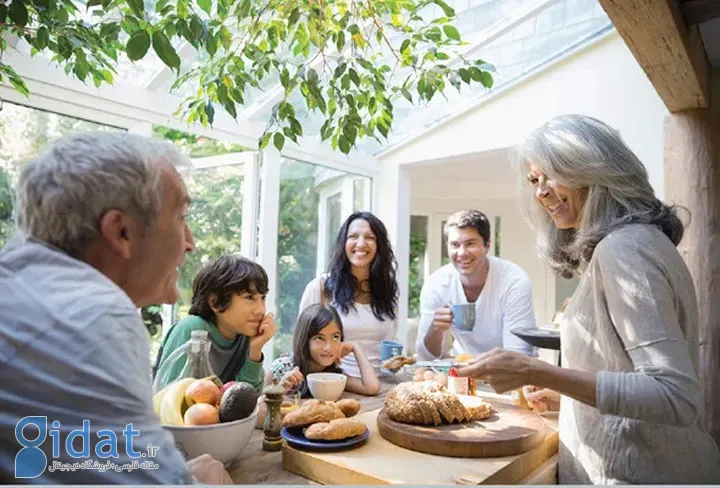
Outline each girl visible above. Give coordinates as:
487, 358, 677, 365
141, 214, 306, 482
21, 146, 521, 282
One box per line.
154, 254, 276, 392
267, 303, 381, 397
299, 212, 399, 378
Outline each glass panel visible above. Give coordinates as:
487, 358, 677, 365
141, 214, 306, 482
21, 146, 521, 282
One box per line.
494, 215, 501, 257
274, 159, 371, 357
152, 126, 248, 329
440, 219, 450, 266
0, 102, 120, 249
353, 179, 369, 211
409, 215, 428, 317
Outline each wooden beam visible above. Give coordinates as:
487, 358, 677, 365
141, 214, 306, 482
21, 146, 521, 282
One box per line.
679, 0, 720, 26
665, 107, 720, 448
598, 0, 710, 112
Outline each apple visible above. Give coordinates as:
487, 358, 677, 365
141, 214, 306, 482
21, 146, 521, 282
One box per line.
221, 381, 237, 396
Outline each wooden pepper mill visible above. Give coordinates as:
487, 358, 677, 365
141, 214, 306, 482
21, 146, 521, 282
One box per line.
262, 383, 285, 452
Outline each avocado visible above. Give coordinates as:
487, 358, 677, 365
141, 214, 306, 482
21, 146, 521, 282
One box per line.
218, 382, 259, 422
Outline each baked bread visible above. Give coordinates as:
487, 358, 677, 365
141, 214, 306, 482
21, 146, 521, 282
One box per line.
384, 382, 492, 425
333, 398, 361, 417
382, 354, 416, 373
304, 418, 367, 441
282, 399, 345, 428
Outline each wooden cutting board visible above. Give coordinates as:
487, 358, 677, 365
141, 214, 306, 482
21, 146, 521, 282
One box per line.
282, 401, 559, 485
376, 396, 547, 458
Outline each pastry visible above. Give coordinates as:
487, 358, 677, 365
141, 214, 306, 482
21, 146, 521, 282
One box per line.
384, 381, 492, 426
282, 399, 345, 428
382, 354, 416, 373
333, 398, 361, 417
304, 418, 367, 441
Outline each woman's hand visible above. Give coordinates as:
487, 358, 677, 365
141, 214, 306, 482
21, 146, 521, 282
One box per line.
186, 454, 233, 484
249, 313, 277, 361
522, 386, 560, 413
456, 348, 537, 393
280, 366, 304, 394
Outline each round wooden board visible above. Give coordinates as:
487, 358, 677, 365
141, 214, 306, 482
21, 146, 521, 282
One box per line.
376, 397, 547, 458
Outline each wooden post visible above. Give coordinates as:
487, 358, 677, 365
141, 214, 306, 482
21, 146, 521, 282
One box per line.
664, 108, 720, 446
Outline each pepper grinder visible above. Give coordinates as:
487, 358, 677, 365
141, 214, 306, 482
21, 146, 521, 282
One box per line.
262, 383, 285, 452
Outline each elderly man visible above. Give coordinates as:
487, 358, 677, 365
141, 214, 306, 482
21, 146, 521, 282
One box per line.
416, 210, 537, 360
0, 133, 230, 483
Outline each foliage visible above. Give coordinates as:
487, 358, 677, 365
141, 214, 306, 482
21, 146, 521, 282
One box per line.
0, 167, 13, 245
152, 125, 246, 158
408, 232, 425, 317
142, 304, 164, 338
1, 0, 495, 154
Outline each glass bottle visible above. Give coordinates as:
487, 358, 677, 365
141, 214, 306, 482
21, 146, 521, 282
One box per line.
153, 330, 215, 392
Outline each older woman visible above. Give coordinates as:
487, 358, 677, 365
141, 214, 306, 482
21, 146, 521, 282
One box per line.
299, 211, 397, 387
458, 115, 720, 483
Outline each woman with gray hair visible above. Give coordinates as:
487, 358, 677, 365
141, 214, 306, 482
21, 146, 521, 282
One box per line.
458, 115, 720, 483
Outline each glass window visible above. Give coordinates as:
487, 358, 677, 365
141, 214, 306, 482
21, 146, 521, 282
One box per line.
152, 126, 248, 324
353, 179, 369, 211
409, 216, 428, 317
440, 219, 450, 266
494, 215, 502, 257
273, 159, 371, 357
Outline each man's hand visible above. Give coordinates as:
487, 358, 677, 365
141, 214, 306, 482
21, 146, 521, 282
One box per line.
186, 454, 233, 484
249, 313, 277, 361
431, 306, 453, 333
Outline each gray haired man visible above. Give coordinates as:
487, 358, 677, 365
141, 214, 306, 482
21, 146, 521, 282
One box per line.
0, 133, 230, 483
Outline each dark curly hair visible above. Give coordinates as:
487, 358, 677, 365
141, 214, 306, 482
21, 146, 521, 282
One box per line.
325, 211, 398, 321
188, 254, 269, 322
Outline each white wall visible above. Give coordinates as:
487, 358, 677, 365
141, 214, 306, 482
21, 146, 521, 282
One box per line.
382, 31, 669, 198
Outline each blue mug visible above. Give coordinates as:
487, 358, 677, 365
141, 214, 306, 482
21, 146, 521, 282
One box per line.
380, 340, 403, 360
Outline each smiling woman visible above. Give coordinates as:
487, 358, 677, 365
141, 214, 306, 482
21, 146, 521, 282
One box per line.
298, 212, 399, 379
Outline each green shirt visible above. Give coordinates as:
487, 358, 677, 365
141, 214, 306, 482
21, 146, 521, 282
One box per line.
156, 315, 265, 392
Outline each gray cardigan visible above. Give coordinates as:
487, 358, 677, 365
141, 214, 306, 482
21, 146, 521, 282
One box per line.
558, 224, 720, 483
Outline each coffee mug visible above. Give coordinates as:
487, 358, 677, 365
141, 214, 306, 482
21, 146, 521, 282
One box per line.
380, 340, 404, 360
451, 304, 476, 331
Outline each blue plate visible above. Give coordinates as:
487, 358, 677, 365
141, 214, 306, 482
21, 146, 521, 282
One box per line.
281, 426, 369, 450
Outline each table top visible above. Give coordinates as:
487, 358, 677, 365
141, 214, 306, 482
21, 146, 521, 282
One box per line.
229, 374, 405, 484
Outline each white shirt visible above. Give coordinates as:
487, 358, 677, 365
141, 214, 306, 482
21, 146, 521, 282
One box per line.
299, 277, 397, 377
416, 256, 537, 359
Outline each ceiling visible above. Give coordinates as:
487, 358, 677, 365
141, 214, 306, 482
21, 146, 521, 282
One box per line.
679, 0, 720, 66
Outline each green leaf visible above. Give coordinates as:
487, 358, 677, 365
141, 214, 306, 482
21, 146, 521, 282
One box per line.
127, 0, 144, 18
36, 27, 50, 50
458, 67, 470, 84
443, 25, 460, 41
9, 0, 29, 26
273, 132, 285, 151
204, 101, 215, 125
479, 71, 493, 88
259, 132, 272, 150
401, 88, 412, 103
424, 27, 442, 42
152, 30, 180, 71
338, 135, 350, 154
126, 30, 151, 61
219, 26, 232, 50
348, 68, 360, 87
400, 39, 410, 55
432, 0, 455, 17
288, 8, 300, 27
87, 0, 104, 7
290, 118, 302, 137
2, 65, 30, 97
198, 0, 212, 15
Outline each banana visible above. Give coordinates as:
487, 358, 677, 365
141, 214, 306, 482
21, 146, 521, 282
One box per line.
201, 375, 223, 389
152, 383, 174, 418
160, 378, 196, 426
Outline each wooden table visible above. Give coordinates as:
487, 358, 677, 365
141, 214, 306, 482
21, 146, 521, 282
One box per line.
229, 376, 558, 485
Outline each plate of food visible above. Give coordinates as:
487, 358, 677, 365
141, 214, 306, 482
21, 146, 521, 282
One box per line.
281, 424, 369, 450
281, 398, 368, 450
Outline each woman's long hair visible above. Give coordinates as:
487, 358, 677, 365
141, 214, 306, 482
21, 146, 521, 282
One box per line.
292, 304, 344, 397
325, 211, 398, 321
514, 114, 685, 278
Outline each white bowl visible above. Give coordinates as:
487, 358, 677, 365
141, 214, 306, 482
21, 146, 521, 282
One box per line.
164, 406, 258, 466
306, 373, 347, 401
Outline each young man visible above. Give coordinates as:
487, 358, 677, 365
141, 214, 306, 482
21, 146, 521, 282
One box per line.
416, 210, 537, 360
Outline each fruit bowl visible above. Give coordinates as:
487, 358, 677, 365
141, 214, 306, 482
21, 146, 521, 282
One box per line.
307, 373, 347, 401
164, 405, 258, 466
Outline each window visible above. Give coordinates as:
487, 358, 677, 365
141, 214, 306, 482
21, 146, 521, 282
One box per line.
353, 179, 369, 211
409, 216, 428, 317
273, 159, 371, 357
494, 215, 502, 257
440, 220, 450, 266
0, 102, 120, 249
